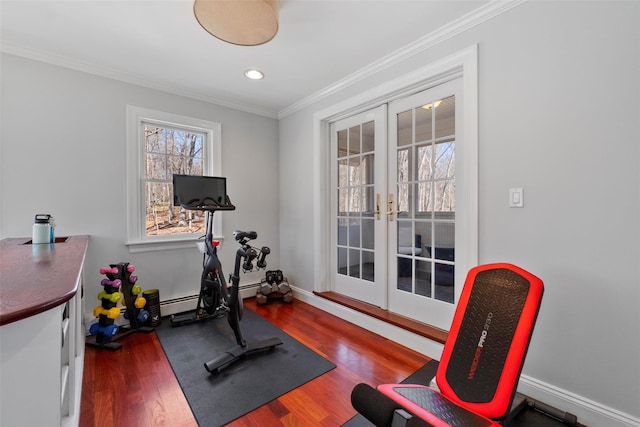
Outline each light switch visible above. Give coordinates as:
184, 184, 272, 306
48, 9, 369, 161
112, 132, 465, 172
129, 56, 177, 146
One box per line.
509, 188, 524, 208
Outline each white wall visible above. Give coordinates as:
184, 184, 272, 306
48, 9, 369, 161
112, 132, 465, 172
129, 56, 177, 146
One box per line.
0, 54, 280, 310
279, 1, 639, 425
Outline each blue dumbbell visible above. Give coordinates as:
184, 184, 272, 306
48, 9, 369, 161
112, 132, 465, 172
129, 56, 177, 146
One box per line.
103, 324, 119, 337
89, 323, 100, 335
137, 310, 149, 323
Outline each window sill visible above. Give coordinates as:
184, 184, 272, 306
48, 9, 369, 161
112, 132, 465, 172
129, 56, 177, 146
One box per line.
126, 236, 225, 253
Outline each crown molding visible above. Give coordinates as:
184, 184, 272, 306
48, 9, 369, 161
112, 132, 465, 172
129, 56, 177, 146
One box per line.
0, 41, 278, 119
1, 0, 526, 122
277, 0, 527, 119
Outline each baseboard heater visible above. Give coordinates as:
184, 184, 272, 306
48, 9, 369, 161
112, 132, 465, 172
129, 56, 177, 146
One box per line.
159, 283, 260, 317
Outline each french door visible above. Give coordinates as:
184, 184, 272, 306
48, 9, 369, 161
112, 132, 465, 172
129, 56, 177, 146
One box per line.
331, 105, 387, 307
387, 79, 462, 330
331, 78, 465, 330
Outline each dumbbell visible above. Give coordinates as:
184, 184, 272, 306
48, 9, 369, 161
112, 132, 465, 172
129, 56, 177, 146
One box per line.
259, 279, 274, 295
108, 292, 121, 303
256, 292, 268, 305
129, 275, 138, 284
101, 278, 122, 288
274, 270, 284, 283
134, 297, 146, 309
132, 285, 142, 295
127, 265, 135, 273
257, 246, 270, 269
242, 247, 258, 271
103, 324, 119, 337
106, 307, 120, 319
265, 270, 276, 285
100, 267, 118, 275
89, 322, 100, 335
137, 310, 149, 323
282, 291, 293, 303
93, 305, 103, 317
277, 280, 291, 295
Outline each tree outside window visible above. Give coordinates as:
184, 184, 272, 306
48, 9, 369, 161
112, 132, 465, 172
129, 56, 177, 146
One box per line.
143, 124, 205, 236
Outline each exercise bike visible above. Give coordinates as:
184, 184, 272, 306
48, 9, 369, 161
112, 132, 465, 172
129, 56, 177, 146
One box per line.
170, 174, 283, 373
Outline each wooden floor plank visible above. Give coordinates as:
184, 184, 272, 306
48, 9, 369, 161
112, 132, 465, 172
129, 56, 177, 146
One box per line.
80, 298, 431, 426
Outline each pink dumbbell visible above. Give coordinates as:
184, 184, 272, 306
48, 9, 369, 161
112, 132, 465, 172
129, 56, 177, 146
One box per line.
100, 267, 118, 275
129, 275, 138, 284
127, 265, 135, 273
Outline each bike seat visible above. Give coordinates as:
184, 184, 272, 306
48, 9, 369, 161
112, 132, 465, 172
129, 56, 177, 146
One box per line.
234, 231, 257, 242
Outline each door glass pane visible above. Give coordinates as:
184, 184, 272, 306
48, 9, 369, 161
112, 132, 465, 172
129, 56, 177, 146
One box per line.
349, 125, 361, 155
362, 219, 374, 249
363, 186, 374, 215
416, 182, 433, 214
348, 187, 361, 214
337, 218, 347, 245
349, 219, 361, 247
435, 262, 454, 303
434, 96, 455, 139
398, 148, 409, 182
337, 189, 347, 215
435, 180, 455, 212
416, 259, 432, 297
397, 110, 412, 146
362, 121, 375, 153
397, 183, 410, 216
338, 247, 347, 275
338, 129, 348, 156
415, 105, 432, 143
434, 139, 455, 179
362, 250, 374, 282
338, 159, 348, 186
417, 143, 434, 181
349, 249, 360, 278
397, 256, 412, 292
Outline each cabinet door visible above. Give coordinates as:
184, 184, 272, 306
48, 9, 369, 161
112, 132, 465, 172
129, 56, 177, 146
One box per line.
1, 308, 62, 426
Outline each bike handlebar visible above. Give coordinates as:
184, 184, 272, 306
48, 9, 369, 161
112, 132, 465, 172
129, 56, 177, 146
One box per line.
178, 195, 236, 212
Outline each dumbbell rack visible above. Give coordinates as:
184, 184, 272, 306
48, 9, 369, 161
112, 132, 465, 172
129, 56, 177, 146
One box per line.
86, 262, 153, 351
256, 269, 293, 305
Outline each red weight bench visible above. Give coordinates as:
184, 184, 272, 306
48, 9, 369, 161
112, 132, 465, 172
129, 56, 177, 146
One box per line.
351, 263, 544, 427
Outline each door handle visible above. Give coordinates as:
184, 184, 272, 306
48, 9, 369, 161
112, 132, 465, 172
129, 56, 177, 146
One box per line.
375, 193, 381, 220
387, 194, 394, 222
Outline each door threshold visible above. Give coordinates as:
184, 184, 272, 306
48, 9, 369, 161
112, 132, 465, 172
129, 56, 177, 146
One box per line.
314, 291, 448, 344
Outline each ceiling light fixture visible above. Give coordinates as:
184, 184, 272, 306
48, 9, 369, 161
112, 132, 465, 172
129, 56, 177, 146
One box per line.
193, 0, 279, 46
245, 69, 264, 80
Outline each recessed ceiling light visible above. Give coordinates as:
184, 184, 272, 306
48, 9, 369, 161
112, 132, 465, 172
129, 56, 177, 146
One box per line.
245, 69, 264, 80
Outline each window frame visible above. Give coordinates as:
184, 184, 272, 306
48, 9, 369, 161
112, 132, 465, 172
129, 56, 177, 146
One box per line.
126, 105, 222, 253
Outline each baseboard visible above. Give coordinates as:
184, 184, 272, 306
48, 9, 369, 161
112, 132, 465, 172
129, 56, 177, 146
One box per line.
517, 375, 640, 427
292, 286, 640, 427
158, 283, 261, 317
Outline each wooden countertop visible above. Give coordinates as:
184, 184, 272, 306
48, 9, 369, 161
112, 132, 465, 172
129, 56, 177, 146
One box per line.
0, 235, 89, 325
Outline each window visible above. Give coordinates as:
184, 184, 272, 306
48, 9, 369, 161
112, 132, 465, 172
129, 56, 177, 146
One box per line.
126, 106, 221, 252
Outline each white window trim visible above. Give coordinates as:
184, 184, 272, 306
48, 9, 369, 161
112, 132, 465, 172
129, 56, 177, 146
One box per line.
312, 45, 478, 293
125, 105, 222, 253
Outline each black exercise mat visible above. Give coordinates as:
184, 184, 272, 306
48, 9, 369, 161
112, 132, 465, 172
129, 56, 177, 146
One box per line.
342, 360, 581, 427
155, 309, 336, 427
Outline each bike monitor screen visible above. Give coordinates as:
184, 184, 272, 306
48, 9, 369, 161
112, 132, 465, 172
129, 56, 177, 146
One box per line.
173, 174, 228, 209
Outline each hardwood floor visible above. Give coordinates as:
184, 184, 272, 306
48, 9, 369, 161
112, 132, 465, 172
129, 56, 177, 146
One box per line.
80, 298, 431, 427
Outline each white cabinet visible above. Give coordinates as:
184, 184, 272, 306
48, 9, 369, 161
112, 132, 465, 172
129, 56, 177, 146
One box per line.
0, 286, 84, 427
0, 236, 87, 427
